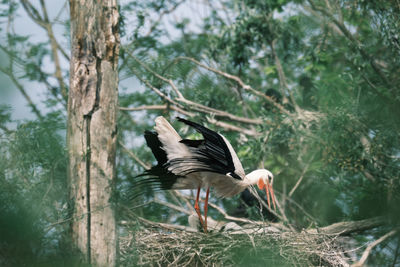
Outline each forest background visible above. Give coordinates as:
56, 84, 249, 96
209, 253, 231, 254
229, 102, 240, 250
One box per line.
0, 0, 399, 266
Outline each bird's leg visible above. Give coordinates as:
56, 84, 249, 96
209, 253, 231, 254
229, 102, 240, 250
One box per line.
204, 187, 210, 232
194, 186, 207, 233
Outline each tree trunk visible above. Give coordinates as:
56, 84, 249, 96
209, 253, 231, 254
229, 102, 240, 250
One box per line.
67, 0, 120, 266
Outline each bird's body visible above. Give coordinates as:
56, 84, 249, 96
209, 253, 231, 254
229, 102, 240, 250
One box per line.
171, 171, 246, 198
140, 116, 276, 232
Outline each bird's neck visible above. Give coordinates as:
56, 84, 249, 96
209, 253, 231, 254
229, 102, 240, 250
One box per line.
244, 169, 263, 186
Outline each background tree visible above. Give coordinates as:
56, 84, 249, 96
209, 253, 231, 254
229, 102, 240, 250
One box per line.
68, 0, 120, 265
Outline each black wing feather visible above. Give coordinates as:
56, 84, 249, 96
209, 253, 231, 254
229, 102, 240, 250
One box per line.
176, 117, 240, 179
180, 139, 204, 148
133, 117, 242, 201
144, 130, 168, 165
132, 130, 181, 196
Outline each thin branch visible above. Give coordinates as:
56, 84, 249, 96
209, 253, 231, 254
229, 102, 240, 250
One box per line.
120, 104, 168, 111
20, 0, 46, 27
167, 190, 193, 213
119, 141, 151, 170
392, 236, 400, 267
307, 0, 392, 91
269, 40, 299, 111
20, 0, 68, 103
307, 217, 386, 236
288, 155, 315, 197
45, 217, 73, 232
178, 97, 263, 125
0, 32, 45, 117
45, 203, 112, 233
129, 67, 184, 109
352, 229, 398, 267
119, 104, 195, 117
52, 1, 70, 61
39, 0, 68, 102
174, 190, 289, 231
0, 65, 43, 119
144, 0, 187, 37
0, 125, 12, 134
129, 55, 264, 125
153, 197, 192, 216
275, 191, 318, 223
206, 117, 261, 137
246, 186, 288, 225
174, 56, 293, 116
274, 193, 294, 231
171, 191, 195, 213
207, 201, 288, 232
129, 54, 184, 99
127, 216, 196, 232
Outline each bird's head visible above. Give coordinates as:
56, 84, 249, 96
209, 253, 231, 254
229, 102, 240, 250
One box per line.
246, 169, 276, 211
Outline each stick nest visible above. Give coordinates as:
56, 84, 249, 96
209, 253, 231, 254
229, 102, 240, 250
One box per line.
120, 224, 350, 266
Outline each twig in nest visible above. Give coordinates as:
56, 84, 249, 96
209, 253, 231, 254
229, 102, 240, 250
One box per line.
121, 225, 350, 266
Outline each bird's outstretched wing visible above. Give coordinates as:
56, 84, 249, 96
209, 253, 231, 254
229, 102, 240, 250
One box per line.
167, 117, 245, 180
128, 130, 181, 200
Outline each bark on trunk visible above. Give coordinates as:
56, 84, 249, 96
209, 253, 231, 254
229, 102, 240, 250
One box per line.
67, 0, 120, 266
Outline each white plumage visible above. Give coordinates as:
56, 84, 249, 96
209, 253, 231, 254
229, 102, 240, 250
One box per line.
141, 116, 276, 232
154, 116, 191, 160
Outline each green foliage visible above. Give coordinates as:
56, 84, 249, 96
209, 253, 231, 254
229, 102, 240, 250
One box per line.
0, 113, 75, 265
118, 0, 400, 264
1, 0, 400, 265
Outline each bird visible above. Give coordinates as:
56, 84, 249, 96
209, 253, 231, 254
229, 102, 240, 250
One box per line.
138, 116, 276, 233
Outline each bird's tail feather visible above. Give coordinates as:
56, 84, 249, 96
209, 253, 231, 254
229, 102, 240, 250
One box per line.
127, 166, 180, 201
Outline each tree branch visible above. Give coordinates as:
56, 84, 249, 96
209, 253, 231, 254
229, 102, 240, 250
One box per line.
174, 56, 293, 116
288, 155, 315, 197
352, 229, 398, 267
123, 216, 196, 232
307, 217, 386, 236
38, 0, 68, 102
119, 104, 195, 117
269, 40, 299, 111
128, 55, 264, 125
119, 141, 151, 170
173, 190, 289, 232
153, 197, 192, 216
144, 0, 187, 37
20, 0, 46, 27
119, 104, 168, 111
307, 0, 392, 92
275, 191, 318, 223
206, 117, 260, 137
20, 0, 68, 103
129, 67, 185, 108
0, 65, 43, 119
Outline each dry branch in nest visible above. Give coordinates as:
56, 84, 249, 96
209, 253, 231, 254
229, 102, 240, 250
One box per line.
119, 189, 388, 266
119, 222, 352, 266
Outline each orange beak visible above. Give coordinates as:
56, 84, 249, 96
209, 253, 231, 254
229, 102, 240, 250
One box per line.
266, 182, 276, 211
257, 178, 276, 211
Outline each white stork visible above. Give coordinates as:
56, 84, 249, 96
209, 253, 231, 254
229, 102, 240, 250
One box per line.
140, 116, 276, 233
